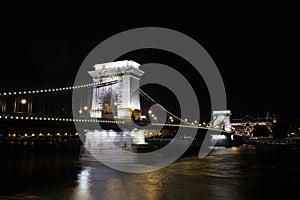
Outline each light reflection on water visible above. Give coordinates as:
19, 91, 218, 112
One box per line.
71, 167, 92, 200
1, 142, 300, 200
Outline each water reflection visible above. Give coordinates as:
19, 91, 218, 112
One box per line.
1, 142, 300, 199
72, 167, 92, 200
104, 170, 167, 200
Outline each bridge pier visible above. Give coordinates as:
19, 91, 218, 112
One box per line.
79, 127, 148, 163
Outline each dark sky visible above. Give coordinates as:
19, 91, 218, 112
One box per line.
0, 1, 299, 120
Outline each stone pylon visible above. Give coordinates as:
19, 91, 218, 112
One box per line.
210, 110, 232, 131
88, 60, 144, 120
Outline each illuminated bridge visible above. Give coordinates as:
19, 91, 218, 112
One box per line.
0, 60, 236, 148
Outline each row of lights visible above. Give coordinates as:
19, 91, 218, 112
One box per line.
148, 110, 157, 121
148, 110, 205, 126
0, 81, 119, 96
7, 132, 80, 137
184, 118, 200, 125
0, 114, 214, 130
0, 115, 124, 124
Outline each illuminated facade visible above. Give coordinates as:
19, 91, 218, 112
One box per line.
88, 60, 144, 120
210, 110, 232, 132
231, 112, 276, 137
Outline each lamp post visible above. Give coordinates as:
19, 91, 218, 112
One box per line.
14, 98, 28, 113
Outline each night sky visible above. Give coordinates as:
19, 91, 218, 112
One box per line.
0, 2, 299, 121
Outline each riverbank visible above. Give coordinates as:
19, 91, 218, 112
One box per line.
245, 137, 300, 146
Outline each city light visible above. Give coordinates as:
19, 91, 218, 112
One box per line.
211, 134, 226, 140
20, 99, 27, 104
83, 106, 88, 111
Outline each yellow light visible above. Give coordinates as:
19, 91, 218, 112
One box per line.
20, 99, 27, 104
231, 147, 239, 152
64, 133, 68, 136
148, 110, 152, 114
151, 114, 155, 118
12, 133, 16, 137
75, 133, 79, 136
114, 102, 118, 106
83, 106, 88, 111
32, 134, 35, 137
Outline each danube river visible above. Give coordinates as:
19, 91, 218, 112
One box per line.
1, 141, 300, 200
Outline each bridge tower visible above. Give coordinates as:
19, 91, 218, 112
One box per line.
210, 110, 232, 131
88, 60, 144, 120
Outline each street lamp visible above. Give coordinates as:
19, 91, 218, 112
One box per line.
83, 106, 88, 111
20, 99, 27, 104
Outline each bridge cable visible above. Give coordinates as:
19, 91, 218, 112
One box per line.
138, 89, 193, 125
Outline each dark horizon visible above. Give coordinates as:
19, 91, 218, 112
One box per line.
1, 2, 299, 120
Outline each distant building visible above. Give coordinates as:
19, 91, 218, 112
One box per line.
231, 112, 276, 137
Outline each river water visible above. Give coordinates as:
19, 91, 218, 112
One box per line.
0, 141, 300, 200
